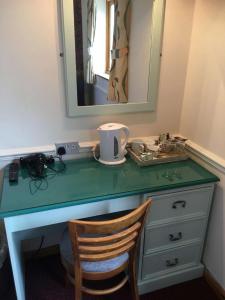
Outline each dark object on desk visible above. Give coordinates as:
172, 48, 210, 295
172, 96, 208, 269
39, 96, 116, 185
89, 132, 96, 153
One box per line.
8, 162, 19, 184
20, 153, 55, 179
19, 153, 66, 195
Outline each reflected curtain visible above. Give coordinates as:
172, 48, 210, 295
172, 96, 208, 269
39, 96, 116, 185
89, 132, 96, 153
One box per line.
73, 0, 85, 105
108, 0, 131, 103
86, 0, 96, 84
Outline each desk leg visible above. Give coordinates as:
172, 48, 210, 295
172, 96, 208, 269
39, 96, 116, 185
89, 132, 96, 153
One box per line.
5, 226, 25, 300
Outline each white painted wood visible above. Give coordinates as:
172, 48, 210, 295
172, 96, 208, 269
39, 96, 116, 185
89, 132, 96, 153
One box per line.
4, 195, 140, 300
144, 217, 207, 254
145, 183, 215, 197
60, 0, 165, 116
145, 186, 214, 224
3, 184, 215, 299
1, 135, 225, 176
138, 264, 204, 294
185, 140, 225, 175
0, 141, 96, 160
147, 0, 165, 111
142, 242, 202, 279
140, 184, 215, 293
59, 0, 78, 116
5, 223, 25, 300
0, 145, 55, 159
5, 196, 141, 233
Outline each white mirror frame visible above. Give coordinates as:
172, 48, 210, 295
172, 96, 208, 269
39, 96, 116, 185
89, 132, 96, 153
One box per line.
60, 0, 165, 117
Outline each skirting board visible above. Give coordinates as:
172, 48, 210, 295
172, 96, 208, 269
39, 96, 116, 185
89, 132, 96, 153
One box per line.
138, 264, 204, 294
185, 140, 225, 175
1, 138, 224, 174
204, 269, 225, 300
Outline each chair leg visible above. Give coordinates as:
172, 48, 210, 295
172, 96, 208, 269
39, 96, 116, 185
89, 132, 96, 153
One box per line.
75, 286, 82, 300
64, 272, 70, 288
75, 268, 82, 300
129, 255, 140, 300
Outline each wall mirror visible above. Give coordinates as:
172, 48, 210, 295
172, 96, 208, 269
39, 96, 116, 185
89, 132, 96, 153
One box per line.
60, 0, 165, 116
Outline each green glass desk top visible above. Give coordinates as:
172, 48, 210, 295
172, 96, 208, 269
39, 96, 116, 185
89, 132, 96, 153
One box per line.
0, 158, 219, 218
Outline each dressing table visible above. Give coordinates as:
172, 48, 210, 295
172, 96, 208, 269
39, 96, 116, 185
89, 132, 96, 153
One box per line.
0, 158, 219, 300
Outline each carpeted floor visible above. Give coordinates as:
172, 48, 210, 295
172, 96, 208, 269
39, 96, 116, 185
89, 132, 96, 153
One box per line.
3, 255, 219, 300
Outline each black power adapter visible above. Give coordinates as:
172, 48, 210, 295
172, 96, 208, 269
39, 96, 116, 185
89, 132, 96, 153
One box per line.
20, 153, 55, 178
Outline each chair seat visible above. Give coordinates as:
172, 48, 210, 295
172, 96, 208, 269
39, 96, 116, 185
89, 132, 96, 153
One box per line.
59, 229, 129, 273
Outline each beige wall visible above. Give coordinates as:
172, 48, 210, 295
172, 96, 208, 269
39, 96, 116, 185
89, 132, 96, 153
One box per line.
0, 0, 194, 151
179, 0, 225, 288
180, 0, 225, 159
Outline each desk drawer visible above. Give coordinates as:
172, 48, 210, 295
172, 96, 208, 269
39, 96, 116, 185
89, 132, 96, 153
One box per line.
146, 187, 212, 224
144, 218, 206, 254
142, 243, 201, 279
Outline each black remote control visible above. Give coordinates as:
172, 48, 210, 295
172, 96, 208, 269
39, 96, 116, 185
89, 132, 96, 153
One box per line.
9, 162, 19, 183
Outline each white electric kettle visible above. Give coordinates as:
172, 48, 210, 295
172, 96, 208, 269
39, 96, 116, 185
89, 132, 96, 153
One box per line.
96, 123, 129, 165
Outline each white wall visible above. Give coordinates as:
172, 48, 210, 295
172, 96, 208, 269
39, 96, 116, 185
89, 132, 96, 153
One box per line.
0, 0, 194, 151
179, 0, 225, 288
180, 0, 225, 158
128, 0, 153, 102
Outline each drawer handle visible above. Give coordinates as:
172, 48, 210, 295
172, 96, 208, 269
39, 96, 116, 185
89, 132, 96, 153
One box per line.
169, 232, 182, 242
166, 258, 179, 267
172, 200, 186, 209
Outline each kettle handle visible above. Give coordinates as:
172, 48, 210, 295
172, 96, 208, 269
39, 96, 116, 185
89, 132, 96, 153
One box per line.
93, 144, 100, 161
121, 126, 129, 154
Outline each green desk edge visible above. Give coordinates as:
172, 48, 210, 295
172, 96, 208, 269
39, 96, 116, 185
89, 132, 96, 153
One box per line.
0, 158, 219, 218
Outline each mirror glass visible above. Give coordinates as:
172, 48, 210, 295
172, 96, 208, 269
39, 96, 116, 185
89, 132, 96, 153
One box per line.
60, 0, 165, 116
74, 0, 153, 106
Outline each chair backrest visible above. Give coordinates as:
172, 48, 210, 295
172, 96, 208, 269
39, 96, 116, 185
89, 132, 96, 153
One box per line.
68, 199, 151, 263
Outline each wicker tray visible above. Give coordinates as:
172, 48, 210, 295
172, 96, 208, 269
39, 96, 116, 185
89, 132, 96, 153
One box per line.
127, 146, 188, 167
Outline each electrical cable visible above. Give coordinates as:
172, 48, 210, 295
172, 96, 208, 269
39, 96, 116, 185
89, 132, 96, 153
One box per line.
29, 177, 49, 195
47, 155, 66, 173
27, 155, 66, 195
30, 236, 45, 259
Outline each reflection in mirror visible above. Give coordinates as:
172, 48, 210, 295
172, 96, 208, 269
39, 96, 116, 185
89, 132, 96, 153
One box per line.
73, 0, 154, 106
60, 0, 165, 116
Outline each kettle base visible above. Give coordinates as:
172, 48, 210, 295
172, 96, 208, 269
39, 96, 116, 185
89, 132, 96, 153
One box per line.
98, 157, 126, 165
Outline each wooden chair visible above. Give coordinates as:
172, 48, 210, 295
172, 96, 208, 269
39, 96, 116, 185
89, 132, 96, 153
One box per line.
59, 199, 151, 300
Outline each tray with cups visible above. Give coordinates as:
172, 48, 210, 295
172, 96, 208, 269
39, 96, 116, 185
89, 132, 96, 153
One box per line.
127, 134, 188, 166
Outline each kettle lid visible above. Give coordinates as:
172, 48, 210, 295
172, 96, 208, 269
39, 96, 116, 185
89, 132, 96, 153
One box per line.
98, 123, 126, 131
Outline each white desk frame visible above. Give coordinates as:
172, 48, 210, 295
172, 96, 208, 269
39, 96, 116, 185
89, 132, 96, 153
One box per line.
4, 195, 141, 300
